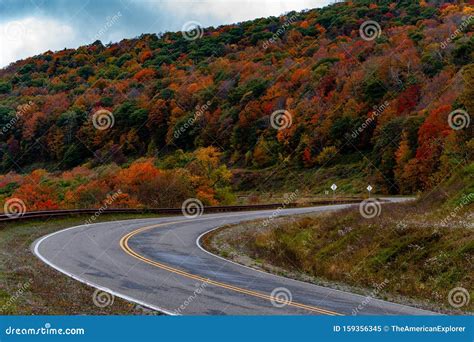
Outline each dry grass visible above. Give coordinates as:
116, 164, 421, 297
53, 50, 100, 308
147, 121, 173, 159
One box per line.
204, 165, 474, 313
0, 213, 165, 315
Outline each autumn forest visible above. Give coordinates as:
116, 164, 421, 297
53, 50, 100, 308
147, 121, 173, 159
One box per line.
0, 0, 473, 211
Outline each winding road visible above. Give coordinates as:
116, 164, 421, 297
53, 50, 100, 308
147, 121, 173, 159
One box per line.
32, 200, 435, 315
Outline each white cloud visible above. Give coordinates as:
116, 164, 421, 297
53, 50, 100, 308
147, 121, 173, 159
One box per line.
148, 0, 331, 29
0, 17, 76, 68
0, 1, 334, 67
175, 0, 323, 21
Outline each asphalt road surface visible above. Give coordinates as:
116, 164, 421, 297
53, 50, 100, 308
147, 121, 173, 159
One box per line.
33, 200, 436, 315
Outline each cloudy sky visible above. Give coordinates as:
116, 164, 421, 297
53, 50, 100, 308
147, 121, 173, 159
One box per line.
0, 0, 333, 68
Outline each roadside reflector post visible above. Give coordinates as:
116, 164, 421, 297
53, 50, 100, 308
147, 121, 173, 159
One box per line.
367, 185, 373, 198
330, 184, 337, 203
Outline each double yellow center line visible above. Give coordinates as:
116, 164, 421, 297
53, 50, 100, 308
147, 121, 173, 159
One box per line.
119, 219, 342, 315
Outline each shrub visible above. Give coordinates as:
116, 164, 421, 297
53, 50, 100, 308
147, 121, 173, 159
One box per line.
315, 146, 338, 166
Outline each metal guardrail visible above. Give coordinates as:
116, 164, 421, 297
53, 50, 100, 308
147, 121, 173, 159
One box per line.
0, 199, 365, 222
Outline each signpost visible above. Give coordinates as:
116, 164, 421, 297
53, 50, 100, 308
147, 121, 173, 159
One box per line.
367, 184, 373, 198
331, 183, 337, 202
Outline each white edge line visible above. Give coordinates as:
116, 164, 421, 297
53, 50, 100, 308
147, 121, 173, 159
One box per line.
195, 203, 437, 315
32, 223, 179, 316
29, 211, 283, 316
31, 199, 431, 316
30, 206, 348, 317
196, 206, 351, 280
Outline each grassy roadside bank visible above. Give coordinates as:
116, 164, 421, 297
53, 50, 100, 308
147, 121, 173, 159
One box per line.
0, 213, 165, 315
232, 160, 368, 201
203, 165, 474, 314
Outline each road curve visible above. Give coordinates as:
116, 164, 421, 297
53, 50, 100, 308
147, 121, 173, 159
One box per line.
32, 200, 436, 315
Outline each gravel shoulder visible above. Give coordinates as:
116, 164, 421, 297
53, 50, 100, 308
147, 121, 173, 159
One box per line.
201, 211, 470, 315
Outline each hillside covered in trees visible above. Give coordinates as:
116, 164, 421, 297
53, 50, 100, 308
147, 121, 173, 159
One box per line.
0, 0, 473, 210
